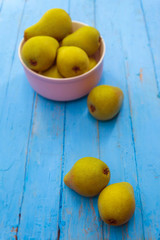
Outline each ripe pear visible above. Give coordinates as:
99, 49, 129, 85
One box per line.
64, 157, 110, 197
21, 36, 59, 72
98, 182, 135, 226
24, 8, 72, 41
57, 46, 89, 78
42, 65, 63, 78
61, 26, 101, 56
87, 85, 124, 121
88, 57, 97, 71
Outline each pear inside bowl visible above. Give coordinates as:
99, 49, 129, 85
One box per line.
18, 21, 105, 101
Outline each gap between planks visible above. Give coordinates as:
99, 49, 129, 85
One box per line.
57, 103, 66, 240
56, 4, 70, 240
16, 92, 37, 239
119, 32, 145, 240
139, 0, 160, 96
0, 0, 4, 12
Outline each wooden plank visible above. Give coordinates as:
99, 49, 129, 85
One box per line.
59, 1, 104, 239
60, 99, 103, 240
0, 0, 26, 111
0, 1, 33, 239
95, 1, 144, 239
113, 0, 160, 239
18, 96, 65, 240
140, 0, 160, 95
15, 1, 69, 239
0, 0, 4, 11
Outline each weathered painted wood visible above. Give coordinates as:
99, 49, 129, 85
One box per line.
0, 0, 160, 239
15, 1, 69, 239
0, 1, 35, 239
116, 0, 160, 239
59, 1, 104, 239
0, 0, 26, 113
0, 0, 66, 239
0, 0, 4, 11
60, 99, 103, 240
18, 96, 65, 240
95, 1, 144, 239
140, 0, 160, 95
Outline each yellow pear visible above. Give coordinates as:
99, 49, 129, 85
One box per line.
61, 26, 100, 56
64, 157, 110, 197
57, 46, 89, 78
88, 57, 97, 70
87, 85, 124, 121
24, 8, 72, 41
42, 65, 63, 78
21, 36, 59, 72
98, 182, 135, 226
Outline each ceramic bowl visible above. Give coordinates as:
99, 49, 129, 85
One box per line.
18, 21, 105, 101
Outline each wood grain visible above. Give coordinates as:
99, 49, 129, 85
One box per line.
96, 1, 144, 239
140, 0, 160, 95
118, 0, 160, 239
14, 1, 69, 239
0, 0, 34, 239
0, 0, 160, 239
59, 2, 104, 239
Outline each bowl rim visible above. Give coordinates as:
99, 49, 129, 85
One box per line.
18, 20, 106, 84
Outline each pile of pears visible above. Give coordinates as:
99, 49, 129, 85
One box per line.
64, 157, 135, 226
22, 8, 124, 121
22, 8, 100, 78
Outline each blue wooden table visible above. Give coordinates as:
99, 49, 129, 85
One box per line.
0, 0, 160, 239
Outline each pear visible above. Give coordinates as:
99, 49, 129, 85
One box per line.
88, 57, 97, 71
42, 65, 63, 78
61, 26, 101, 56
21, 36, 59, 72
87, 85, 124, 121
64, 157, 110, 197
24, 8, 72, 41
57, 46, 89, 78
98, 182, 135, 226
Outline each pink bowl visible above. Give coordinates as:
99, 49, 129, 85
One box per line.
18, 21, 105, 101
